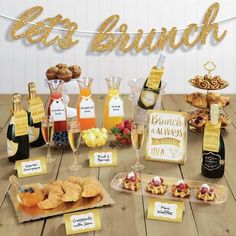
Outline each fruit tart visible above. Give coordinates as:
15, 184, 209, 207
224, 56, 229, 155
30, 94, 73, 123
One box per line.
146, 176, 168, 195
171, 180, 191, 198
122, 172, 141, 191
196, 184, 216, 202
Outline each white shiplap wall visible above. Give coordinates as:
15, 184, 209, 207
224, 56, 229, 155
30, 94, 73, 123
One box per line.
0, 0, 235, 94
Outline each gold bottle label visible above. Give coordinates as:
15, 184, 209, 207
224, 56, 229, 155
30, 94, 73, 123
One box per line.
7, 138, 18, 156
146, 67, 164, 90
29, 97, 45, 123
203, 121, 221, 152
140, 90, 157, 107
14, 110, 28, 136
29, 126, 40, 143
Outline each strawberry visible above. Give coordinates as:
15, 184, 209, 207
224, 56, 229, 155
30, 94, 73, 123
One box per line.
116, 121, 125, 130
127, 138, 132, 144
125, 120, 132, 130
123, 128, 131, 135
121, 138, 127, 145
115, 134, 122, 141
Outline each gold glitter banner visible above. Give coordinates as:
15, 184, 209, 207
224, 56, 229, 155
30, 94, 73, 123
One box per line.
7, 2, 227, 52
151, 138, 180, 147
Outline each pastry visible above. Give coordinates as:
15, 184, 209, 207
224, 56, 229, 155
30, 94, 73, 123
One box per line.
171, 180, 190, 198
122, 172, 141, 191
38, 181, 64, 209
57, 68, 72, 82
69, 65, 81, 79
81, 178, 101, 198
19, 186, 45, 208
61, 181, 83, 202
196, 184, 216, 202
191, 74, 228, 90
46, 66, 59, 80
192, 96, 207, 109
146, 176, 168, 195
56, 63, 68, 69
67, 176, 84, 186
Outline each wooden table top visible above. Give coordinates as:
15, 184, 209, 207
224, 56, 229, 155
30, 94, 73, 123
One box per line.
0, 94, 236, 236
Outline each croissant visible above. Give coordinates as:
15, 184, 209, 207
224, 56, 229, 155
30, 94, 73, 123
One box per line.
67, 176, 84, 185
61, 181, 83, 202
82, 178, 101, 198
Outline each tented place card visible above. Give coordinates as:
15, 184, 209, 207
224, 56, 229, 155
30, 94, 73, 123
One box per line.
79, 97, 95, 119
147, 198, 184, 223
64, 209, 101, 235
89, 149, 117, 167
146, 110, 187, 164
15, 156, 47, 178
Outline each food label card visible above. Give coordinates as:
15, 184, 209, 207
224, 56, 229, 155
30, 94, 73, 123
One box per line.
15, 156, 47, 178
146, 110, 187, 164
50, 100, 66, 121
89, 149, 117, 167
80, 97, 95, 119
64, 209, 101, 235
109, 96, 124, 117
147, 198, 184, 223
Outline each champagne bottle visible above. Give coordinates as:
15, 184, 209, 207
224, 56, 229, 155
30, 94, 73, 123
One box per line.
28, 82, 46, 147
7, 93, 29, 162
202, 104, 225, 178
138, 54, 166, 110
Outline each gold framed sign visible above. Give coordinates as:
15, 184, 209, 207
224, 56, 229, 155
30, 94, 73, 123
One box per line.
146, 110, 187, 164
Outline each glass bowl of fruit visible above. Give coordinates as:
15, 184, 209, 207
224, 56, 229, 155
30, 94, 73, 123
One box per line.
111, 120, 132, 146
81, 128, 109, 148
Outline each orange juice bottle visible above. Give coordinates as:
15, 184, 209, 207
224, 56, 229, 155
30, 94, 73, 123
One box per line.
103, 77, 124, 131
77, 77, 96, 131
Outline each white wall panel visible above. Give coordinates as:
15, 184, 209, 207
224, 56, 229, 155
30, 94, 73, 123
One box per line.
0, 0, 235, 94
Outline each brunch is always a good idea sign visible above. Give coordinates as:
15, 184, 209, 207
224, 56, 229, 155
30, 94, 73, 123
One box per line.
146, 110, 187, 164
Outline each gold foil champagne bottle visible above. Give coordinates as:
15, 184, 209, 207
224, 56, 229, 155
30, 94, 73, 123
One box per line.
202, 104, 225, 178
138, 54, 166, 110
7, 93, 29, 162
28, 82, 46, 147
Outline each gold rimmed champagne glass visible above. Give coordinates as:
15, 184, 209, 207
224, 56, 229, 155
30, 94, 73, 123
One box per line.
68, 120, 82, 171
41, 115, 55, 163
131, 121, 145, 171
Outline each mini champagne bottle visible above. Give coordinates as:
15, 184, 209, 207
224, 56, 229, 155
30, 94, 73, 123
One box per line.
28, 82, 46, 147
7, 93, 29, 162
202, 104, 225, 178
138, 54, 166, 110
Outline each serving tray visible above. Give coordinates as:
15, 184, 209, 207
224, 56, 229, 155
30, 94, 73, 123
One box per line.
111, 172, 228, 205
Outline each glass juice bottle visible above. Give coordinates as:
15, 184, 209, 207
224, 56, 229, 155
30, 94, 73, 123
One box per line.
7, 93, 29, 162
28, 82, 46, 147
77, 77, 96, 131
103, 77, 124, 131
47, 80, 67, 132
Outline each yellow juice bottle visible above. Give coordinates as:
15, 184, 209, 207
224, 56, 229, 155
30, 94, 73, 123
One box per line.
103, 77, 124, 131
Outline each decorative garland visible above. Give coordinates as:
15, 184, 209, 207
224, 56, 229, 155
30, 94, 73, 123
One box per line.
0, 2, 230, 53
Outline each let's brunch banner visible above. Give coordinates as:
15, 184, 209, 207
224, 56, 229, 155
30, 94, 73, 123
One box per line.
7, 2, 228, 53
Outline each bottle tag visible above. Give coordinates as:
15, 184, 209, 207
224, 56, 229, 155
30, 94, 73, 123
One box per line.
50, 99, 66, 121
7, 139, 18, 157
80, 97, 95, 119
29, 97, 45, 123
203, 121, 221, 152
14, 110, 28, 136
140, 90, 157, 107
146, 67, 163, 90
29, 126, 40, 143
109, 96, 124, 117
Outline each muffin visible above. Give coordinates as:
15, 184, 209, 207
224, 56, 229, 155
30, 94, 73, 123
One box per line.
69, 65, 81, 79
57, 68, 72, 82
56, 63, 68, 69
46, 66, 59, 80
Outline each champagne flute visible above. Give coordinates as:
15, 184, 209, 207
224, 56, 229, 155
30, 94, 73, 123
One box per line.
68, 121, 82, 171
41, 116, 55, 163
131, 121, 145, 171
